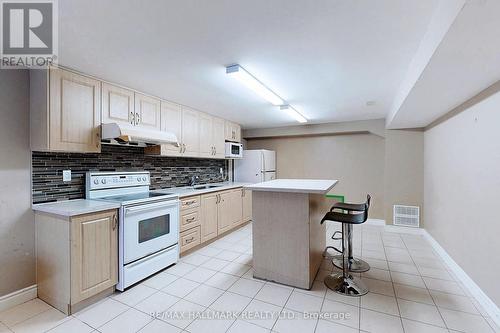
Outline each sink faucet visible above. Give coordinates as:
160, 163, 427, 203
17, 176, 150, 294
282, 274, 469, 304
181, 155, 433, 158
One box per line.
189, 175, 200, 186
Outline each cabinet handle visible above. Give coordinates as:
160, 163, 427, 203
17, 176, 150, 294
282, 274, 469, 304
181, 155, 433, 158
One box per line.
214, 147, 216, 155
186, 217, 196, 222
216, 194, 220, 204
182, 144, 186, 153
184, 200, 196, 205
112, 214, 118, 230
130, 112, 135, 125
135, 113, 140, 125
185, 236, 195, 244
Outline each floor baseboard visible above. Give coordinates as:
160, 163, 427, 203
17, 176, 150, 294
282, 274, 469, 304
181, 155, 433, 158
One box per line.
423, 230, 500, 328
0, 285, 37, 312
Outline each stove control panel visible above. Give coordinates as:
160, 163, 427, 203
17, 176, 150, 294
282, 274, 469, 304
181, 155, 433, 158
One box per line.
87, 172, 151, 190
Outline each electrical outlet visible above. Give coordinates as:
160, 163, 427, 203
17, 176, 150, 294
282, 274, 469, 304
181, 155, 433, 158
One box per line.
62, 170, 71, 182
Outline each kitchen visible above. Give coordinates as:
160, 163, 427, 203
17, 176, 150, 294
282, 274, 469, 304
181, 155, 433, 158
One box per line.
1, 1, 500, 333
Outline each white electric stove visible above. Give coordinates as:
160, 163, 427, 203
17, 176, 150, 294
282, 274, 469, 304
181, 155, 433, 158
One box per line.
86, 171, 180, 291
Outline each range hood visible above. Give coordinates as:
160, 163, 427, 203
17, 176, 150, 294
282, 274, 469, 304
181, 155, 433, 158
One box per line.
101, 123, 179, 146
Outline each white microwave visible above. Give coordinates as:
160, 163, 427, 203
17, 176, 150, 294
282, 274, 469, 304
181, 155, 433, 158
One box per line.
225, 142, 243, 158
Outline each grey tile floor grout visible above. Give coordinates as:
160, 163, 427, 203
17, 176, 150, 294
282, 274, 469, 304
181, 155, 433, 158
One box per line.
0, 222, 499, 333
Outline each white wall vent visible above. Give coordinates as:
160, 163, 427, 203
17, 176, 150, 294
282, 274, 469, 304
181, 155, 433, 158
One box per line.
393, 205, 420, 228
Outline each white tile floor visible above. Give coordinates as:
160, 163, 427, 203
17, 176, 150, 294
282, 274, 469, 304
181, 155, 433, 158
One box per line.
1, 222, 499, 333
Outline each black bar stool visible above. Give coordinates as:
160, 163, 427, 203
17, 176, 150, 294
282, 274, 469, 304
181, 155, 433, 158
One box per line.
321, 195, 371, 296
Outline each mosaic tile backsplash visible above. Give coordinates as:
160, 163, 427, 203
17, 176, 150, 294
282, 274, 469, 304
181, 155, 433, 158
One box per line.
32, 144, 227, 203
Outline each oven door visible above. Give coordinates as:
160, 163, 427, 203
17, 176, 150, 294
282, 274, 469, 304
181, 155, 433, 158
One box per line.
123, 199, 179, 264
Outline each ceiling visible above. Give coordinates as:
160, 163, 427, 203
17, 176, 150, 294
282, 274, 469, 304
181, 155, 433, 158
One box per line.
58, 0, 439, 129
387, 0, 500, 129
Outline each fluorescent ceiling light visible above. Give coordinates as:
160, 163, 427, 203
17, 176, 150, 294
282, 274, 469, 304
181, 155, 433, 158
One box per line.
226, 64, 284, 105
280, 105, 307, 123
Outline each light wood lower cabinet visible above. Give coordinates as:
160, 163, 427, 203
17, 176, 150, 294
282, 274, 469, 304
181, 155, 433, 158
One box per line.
200, 193, 219, 243
179, 196, 201, 254
242, 188, 252, 223
36, 209, 118, 314
180, 225, 201, 253
219, 189, 243, 232
181, 187, 250, 255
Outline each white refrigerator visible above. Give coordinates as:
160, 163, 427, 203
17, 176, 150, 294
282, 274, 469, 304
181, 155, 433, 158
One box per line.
234, 149, 276, 183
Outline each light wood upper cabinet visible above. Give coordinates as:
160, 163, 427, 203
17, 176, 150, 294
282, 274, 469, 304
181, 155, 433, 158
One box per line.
212, 117, 226, 158
242, 188, 252, 222
224, 121, 241, 143
198, 112, 213, 158
134, 93, 161, 130
200, 193, 219, 243
102, 83, 135, 126
159, 101, 183, 156
30, 68, 101, 153
199, 114, 226, 159
71, 210, 118, 304
144, 104, 201, 158
181, 107, 200, 157
31, 67, 243, 157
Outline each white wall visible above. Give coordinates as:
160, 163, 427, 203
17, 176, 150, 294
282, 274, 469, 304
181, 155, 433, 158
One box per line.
424, 90, 500, 306
247, 133, 386, 218
0, 70, 34, 296
384, 130, 424, 226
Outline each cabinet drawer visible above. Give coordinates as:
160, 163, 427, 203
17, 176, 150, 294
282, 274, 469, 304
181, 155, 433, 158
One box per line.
180, 226, 201, 253
180, 210, 200, 232
180, 196, 200, 211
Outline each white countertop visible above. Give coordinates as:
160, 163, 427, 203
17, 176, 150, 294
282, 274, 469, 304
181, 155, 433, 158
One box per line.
32, 199, 121, 217
153, 181, 251, 198
32, 182, 251, 216
244, 179, 338, 194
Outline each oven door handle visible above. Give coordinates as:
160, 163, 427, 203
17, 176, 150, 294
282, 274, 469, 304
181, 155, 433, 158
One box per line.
125, 200, 179, 215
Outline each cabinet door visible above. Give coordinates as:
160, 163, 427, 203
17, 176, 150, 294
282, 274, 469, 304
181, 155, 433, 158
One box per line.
218, 189, 243, 233
233, 123, 242, 143
49, 68, 101, 152
217, 191, 232, 234
181, 107, 200, 157
102, 83, 134, 126
201, 193, 218, 242
224, 121, 233, 141
198, 112, 213, 158
70, 210, 118, 304
134, 93, 161, 130
212, 117, 226, 159
242, 189, 252, 222
224, 121, 241, 143
229, 189, 243, 227
159, 101, 183, 156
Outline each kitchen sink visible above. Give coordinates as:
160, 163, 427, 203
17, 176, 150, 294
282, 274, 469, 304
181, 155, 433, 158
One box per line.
192, 184, 222, 190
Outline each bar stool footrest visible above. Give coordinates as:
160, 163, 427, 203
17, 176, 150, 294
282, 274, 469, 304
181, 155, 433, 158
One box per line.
331, 255, 370, 273
323, 246, 342, 258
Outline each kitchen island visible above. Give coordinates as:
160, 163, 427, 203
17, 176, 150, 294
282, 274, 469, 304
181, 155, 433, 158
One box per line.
245, 179, 338, 289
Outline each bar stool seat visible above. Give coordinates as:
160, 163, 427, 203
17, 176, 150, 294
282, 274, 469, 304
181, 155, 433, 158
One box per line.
322, 202, 371, 273
321, 195, 371, 297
